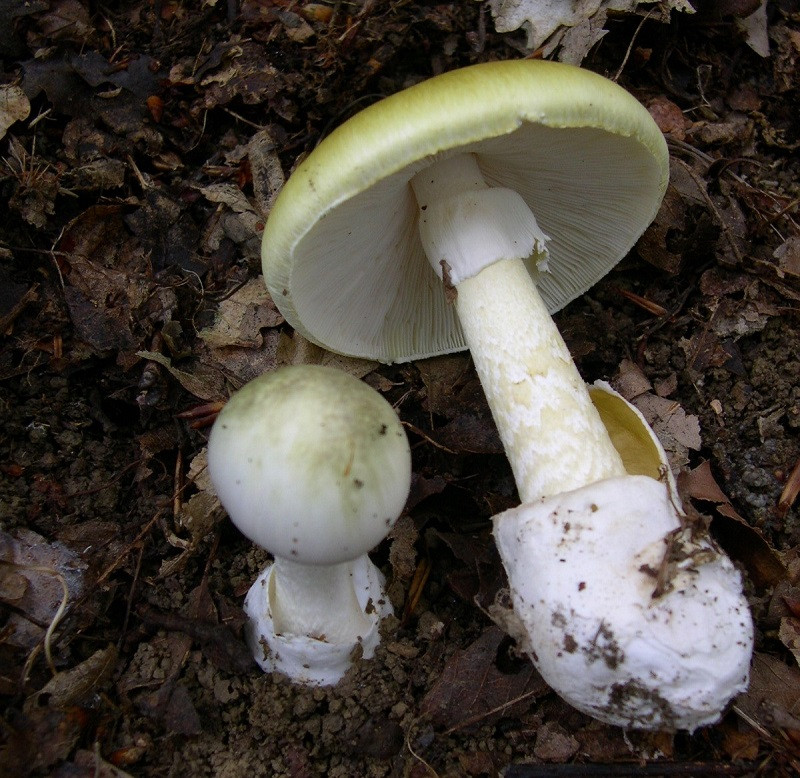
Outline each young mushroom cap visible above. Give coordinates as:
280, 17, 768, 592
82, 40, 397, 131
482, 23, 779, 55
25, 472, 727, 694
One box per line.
262, 59, 668, 364
208, 365, 411, 566
207, 365, 412, 685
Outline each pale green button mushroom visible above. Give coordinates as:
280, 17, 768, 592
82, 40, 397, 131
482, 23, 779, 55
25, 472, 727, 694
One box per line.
260, 60, 752, 726
207, 365, 411, 686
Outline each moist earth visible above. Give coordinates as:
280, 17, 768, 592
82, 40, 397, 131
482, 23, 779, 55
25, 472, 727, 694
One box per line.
1, 2, 799, 776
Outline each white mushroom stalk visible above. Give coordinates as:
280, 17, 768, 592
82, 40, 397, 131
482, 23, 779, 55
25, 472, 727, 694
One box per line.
207, 365, 411, 686
411, 156, 753, 729
411, 152, 625, 503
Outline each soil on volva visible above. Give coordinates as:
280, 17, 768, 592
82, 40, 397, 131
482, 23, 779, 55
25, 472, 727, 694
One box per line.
1, 2, 799, 777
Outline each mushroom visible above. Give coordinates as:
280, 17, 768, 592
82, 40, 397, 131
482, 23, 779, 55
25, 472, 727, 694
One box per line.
260, 60, 752, 725
207, 365, 411, 686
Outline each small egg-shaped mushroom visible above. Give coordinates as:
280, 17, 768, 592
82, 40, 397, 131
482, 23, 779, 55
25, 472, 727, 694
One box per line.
207, 365, 411, 686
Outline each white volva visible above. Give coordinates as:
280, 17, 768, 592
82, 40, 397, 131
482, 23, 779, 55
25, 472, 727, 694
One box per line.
492, 386, 753, 730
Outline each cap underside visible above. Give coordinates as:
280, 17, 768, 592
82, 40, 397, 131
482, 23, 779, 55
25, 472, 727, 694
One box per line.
262, 61, 668, 363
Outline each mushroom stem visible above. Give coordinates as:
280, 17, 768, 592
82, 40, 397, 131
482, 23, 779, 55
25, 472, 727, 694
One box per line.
411, 153, 625, 502
269, 557, 375, 644
457, 259, 625, 502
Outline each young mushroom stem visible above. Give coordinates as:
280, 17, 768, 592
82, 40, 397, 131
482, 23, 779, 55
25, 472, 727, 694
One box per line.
412, 153, 626, 502
269, 558, 375, 644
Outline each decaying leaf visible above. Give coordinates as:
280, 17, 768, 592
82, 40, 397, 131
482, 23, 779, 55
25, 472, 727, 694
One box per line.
198, 277, 283, 349
136, 351, 227, 402
735, 1, 769, 57
735, 652, 800, 733
24, 645, 118, 715
778, 617, 800, 669
420, 626, 548, 732
486, 0, 693, 63
436, 530, 506, 611
248, 128, 285, 218
176, 491, 225, 543
612, 359, 701, 471
774, 237, 800, 279
533, 720, 580, 762
277, 331, 377, 378
682, 461, 786, 590
0, 528, 87, 652
0, 84, 30, 141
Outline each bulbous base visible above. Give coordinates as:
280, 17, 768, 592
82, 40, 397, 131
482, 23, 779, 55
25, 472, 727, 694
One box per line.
494, 474, 753, 731
243, 554, 392, 686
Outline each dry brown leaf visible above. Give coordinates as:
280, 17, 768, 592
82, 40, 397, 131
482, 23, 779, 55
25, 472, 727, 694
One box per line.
682, 461, 786, 590
0, 528, 87, 651
277, 331, 377, 378
136, 351, 227, 402
433, 414, 504, 454
647, 96, 692, 140
248, 128, 285, 218
198, 277, 283, 349
0, 85, 30, 141
417, 354, 474, 416
735, 652, 800, 733
612, 358, 652, 401
24, 645, 118, 715
774, 237, 800, 278
637, 395, 700, 445
420, 626, 547, 732
533, 720, 580, 762
779, 617, 800, 669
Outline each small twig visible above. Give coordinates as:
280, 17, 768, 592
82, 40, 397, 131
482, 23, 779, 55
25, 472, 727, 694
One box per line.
5, 562, 70, 679
118, 537, 146, 652
0, 283, 39, 334
400, 557, 431, 626
400, 421, 457, 454
94, 513, 161, 587
63, 458, 143, 500
222, 107, 269, 131
442, 687, 542, 736
671, 157, 744, 264
616, 288, 668, 317
173, 451, 185, 519
613, 9, 655, 82
404, 721, 440, 777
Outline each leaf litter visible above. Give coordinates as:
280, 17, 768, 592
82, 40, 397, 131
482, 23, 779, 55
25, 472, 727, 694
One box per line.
1, 0, 799, 776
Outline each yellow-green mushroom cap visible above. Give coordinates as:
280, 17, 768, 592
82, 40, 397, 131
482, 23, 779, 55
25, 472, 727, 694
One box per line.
262, 60, 668, 363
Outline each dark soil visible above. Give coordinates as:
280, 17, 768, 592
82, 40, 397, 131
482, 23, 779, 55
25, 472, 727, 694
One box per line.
1, 2, 799, 776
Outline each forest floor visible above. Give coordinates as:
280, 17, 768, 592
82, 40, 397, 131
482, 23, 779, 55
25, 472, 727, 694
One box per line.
1, 1, 799, 776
